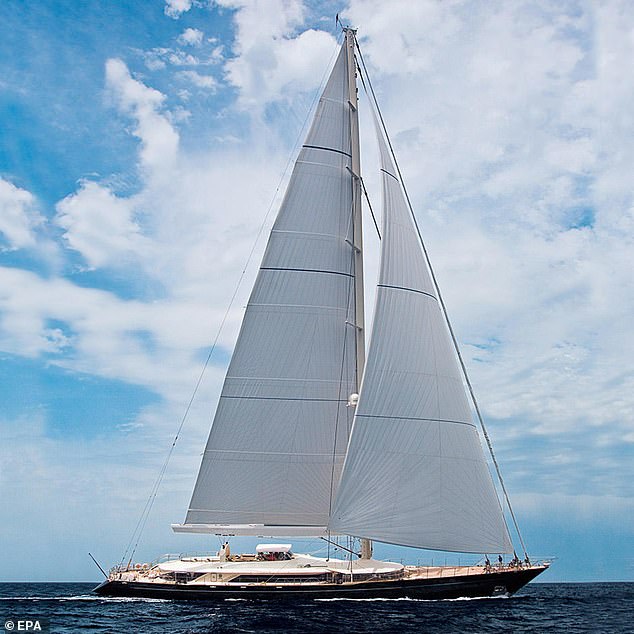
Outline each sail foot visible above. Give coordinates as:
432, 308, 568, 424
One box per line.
172, 524, 332, 537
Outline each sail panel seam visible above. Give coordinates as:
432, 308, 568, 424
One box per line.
270, 229, 343, 239
357, 413, 475, 428
248, 303, 348, 310
303, 143, 352, 157
227, 377, 349, 383
180, 520, 328, 525
380, 167, 399, 181
221, 395, 348, 402
261, 266, 353, 278
296, 160, 349, 169
377, 283, 437, 300
202, 450, 345, 456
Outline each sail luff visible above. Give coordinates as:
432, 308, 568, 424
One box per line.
329, 108, 514, 554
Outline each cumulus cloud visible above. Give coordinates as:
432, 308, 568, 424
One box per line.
0, 178, 42, 249
177, 69, 217, 90
142, 47, 202, 71
178, 27, 204, 46
48, 55, 289, 381
164, 0, 192, 19
0, 265, 224, 396
55, 181, 149, 269
216, 0, 337, 108
105, 58, 179, 171
53, 59, 185, 271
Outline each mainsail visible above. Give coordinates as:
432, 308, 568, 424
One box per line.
329, 114, 514, 554
175, 43, 359, 536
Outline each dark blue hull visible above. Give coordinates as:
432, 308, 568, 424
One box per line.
94, 565, 547, 601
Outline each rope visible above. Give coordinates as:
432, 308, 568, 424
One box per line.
360, 176, 381, 239
355, 53, 381, 241
120, 40, 343, 567
354, 34, 529, 559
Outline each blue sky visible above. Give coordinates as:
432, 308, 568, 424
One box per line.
1, 0, 633, 583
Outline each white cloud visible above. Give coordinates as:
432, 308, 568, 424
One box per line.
164, 0, 192, 19
143, 47, 201, 70
177, 69, 217, 90
55, 181, 149, 269
0, 264, 226, 396
53, 60, 185, 270
216, 0, 338, 108
167, 50, 200, 66
105, 58, 179, 172
43, 57, 290, 392
0, 178, 42, 249
178, 27, 204, 46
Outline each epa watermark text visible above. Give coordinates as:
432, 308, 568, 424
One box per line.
4, 618, 50, 632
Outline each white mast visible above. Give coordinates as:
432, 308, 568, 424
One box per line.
345, 28, 364, 379
343, 27, 372, 561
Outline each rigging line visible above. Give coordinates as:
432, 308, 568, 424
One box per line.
360, 176, 381, 240
356, 63, 381, 240
354, 34, 529, 559
320, 536, 358, 557
121, 37, 345, 568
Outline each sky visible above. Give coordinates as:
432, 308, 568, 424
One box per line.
0, 0, 632, 583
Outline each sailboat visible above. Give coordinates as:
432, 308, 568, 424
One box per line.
95, 28, 548, 600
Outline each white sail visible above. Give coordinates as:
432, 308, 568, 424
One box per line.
176, 43, 359, 536
329, 118, 514, 554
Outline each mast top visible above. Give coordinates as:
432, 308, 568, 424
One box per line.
336, 12, 357, 35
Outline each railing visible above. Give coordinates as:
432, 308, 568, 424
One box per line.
403, 560, 550, 580
108, 552, 223, 577
152, 552, 218, 564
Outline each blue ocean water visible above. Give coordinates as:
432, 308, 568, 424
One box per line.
0, 582, 632, 633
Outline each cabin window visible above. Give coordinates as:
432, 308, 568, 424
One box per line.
174, 572, 204, 583
230, 574, 326, 583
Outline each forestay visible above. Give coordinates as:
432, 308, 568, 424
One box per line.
176, 43, 358, 536
329, 115, 514, 554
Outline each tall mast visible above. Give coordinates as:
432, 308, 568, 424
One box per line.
344, 27, 372, 561
345, 27, 365, 397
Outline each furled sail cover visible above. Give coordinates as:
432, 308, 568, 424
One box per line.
179, 43, 358, 535
329, 121, 513, 554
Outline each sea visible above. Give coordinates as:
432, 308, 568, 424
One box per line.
1, 582, 632, 633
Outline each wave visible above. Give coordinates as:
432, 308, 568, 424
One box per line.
0, 595, 167, 603
315, 594, 511, 602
